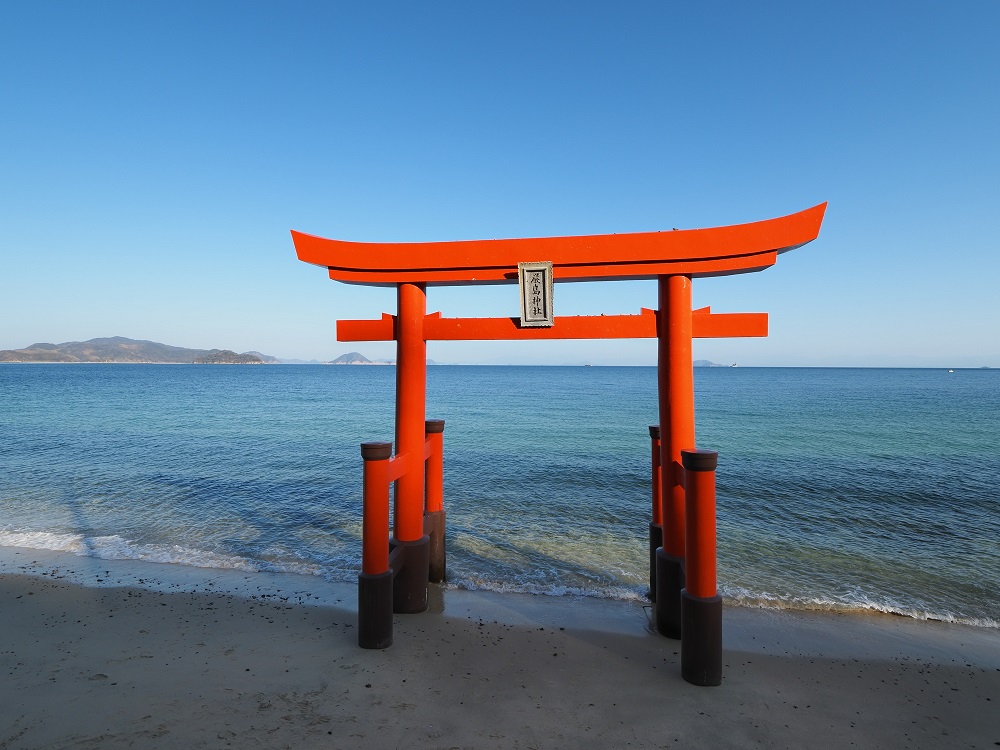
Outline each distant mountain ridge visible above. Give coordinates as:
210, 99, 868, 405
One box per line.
0, 337, 276, 364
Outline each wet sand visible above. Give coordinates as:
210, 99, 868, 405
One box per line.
2, 549, 998, 749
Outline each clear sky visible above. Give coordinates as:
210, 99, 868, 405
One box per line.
2, 2, 997, 366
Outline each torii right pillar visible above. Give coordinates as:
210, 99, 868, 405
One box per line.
655, 273, 695, 639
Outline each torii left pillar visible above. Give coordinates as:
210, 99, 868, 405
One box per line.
392, 282, 431, 613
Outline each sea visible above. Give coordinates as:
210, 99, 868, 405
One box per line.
1, 364, 997, 628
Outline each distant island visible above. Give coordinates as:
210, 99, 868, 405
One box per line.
0, 337, 279, 364
694, 360, 735, 368
193, 350, 269, 365
329, 352, 391, 365
328, 351, 439, 365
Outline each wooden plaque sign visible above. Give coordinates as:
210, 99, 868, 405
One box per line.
518, 261, 554, 327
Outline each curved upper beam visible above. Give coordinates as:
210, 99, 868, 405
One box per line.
291, 203, 826, 286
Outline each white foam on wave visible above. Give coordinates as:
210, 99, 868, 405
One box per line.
0, 527, 326, 579
447, 574, 648, 603
722, 584, 1000, 630
0, 529, 88, 553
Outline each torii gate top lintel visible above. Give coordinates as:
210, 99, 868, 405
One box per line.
291, 202, 826, 286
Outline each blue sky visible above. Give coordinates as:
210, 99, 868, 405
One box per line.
2, 1, 997, 366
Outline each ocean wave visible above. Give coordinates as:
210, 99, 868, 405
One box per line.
0, 529, 89, 554
720, 585, 1000, 629
0, 528, 327, 579
444, 573, 1000, 629
446, 574, 648, 603
3, 528, 997, 629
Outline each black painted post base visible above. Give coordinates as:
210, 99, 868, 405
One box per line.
654, 549, 685, 638
424, 510, 446, 583
391, 535, 430, 614
358, 570, 393, 649
681, 590, 722, 686
648, 523, 662, 601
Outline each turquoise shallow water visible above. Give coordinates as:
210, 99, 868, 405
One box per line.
1, 364, 998, 626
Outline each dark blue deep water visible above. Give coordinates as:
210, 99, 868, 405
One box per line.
1, 364, 998, 626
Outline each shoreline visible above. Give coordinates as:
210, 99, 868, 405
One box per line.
2, 540, 997, 630
2, 548, 999, 748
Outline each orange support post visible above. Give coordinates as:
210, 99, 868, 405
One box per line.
655, 274, 695, 638
649, 425, 662, 527
424, 420, 444, 514
424, 419, 446, 582
648, 425, 662, 600
682, 450, 718, 599
361, 442, 392, 575
680, 448, 722, 686
358, 442, 393, 649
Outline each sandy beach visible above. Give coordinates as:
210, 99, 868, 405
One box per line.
2, 548, 998, 749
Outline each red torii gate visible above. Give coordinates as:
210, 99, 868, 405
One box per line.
292, 202, 826, 686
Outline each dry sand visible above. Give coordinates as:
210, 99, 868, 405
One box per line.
1, 548, 998, 749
